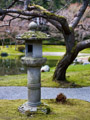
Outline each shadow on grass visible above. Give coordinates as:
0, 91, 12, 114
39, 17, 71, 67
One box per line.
54, 77, 82, 88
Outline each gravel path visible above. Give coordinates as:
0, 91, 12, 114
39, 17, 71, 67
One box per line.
0, 86, 90, 102
43, 52, 90, 57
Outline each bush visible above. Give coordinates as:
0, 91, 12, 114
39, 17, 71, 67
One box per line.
1, 52, 8, 57
18, 46, 25, 52
88, 57, 90, 62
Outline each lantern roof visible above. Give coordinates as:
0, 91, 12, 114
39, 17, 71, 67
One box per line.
16, 21, 50, 41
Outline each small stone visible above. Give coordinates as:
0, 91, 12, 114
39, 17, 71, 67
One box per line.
32, 34, 36, 37
41, 65, 50, 72
29, 21, 37, 31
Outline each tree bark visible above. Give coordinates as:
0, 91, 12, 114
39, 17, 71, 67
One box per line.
53, 51, 78, 81
53, 30, 78, 81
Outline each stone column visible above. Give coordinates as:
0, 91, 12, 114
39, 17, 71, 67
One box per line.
21, 57, 46, 108
27, 67, 41, 107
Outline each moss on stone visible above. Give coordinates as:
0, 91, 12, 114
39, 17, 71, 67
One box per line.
21, 31, 48, 39
19, 102, 50, 116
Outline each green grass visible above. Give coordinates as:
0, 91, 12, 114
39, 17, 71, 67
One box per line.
0, 64, 90, 87
81, 48, 90, 53
0, 99, 90, 120
43, 45, 66, 52
44, 56, 61, 59
66, 64, 90, 87
0, 45, 90, 54
0, 45, 24, 55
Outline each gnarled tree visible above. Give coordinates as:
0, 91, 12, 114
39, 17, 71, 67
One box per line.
0, 0, 90, 82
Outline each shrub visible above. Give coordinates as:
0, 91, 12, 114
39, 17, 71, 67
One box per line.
18, 46, 25, 52
88, 57, 90, 62
1, 52, 8, 57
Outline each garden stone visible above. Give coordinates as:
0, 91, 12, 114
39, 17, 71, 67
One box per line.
41, 65, 50, 72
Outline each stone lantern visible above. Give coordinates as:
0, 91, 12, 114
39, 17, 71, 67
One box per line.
16, 22, 49, 114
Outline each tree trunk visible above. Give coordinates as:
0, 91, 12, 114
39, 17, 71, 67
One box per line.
53, 31, 78, 81
53, 51, 78, 81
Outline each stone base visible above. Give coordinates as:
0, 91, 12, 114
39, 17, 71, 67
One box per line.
18, 102, 50, 116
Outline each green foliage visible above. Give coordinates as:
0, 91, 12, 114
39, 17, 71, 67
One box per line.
88, 57, 90, 62
0, 0, 12, 8
31, 0, 84, 11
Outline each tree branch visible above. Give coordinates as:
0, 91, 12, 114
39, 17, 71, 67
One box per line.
47, 19, 63, 32
77, 39, 90, 52
0, 7, 71, 34
7, 0, 19, 9
0, 14, 20, 27
69, 0, 89, 28
7, 13, 35, 20
0, 0, 19, 21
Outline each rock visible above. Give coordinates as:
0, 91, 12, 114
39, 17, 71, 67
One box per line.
73, 58, 83, 65
41, 65, 50, 72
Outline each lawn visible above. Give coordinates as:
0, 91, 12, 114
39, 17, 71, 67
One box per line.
81, 48, 90, 53
0, 64, 90, 87
0, 45, 90, 87
43, 45, 66, 52
0, 45, 24, 55
0, 45, 90, 53
0, 99, 90, 120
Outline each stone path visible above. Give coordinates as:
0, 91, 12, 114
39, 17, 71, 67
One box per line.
43, 52, 90, 63
0, 86, 90, 102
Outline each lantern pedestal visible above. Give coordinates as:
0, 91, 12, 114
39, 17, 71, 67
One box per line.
18, 102, 50, 115
18, 57, 47, 114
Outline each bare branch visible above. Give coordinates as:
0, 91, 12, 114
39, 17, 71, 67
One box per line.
0, 14, 20, 27
0, 0, 19, 21
57, 0, 73, 14
7, 0, 19, 9
47, 19, 63, 32
0, 24, 9, 27
7, 13, 35, 20
69, 0, 89, 28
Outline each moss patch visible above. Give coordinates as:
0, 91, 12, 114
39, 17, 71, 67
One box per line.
20, 31, 48, 39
